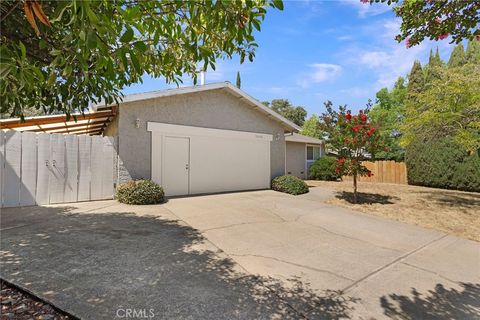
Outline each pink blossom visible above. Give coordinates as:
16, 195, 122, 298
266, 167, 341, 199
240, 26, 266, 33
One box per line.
437, 33, 448, 40
406, 37, 412, 48
360, 0, 369, 3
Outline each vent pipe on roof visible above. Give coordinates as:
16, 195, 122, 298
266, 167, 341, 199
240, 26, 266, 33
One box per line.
200, 71, 205, 85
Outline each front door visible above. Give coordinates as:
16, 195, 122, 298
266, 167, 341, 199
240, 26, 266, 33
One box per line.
163, 136, 190, 196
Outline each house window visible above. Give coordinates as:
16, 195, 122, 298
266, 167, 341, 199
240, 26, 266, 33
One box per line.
307, 146, 321, 161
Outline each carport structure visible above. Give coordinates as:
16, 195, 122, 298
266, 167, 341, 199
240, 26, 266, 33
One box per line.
0, 105, 116, 136
0, 106, 118, 208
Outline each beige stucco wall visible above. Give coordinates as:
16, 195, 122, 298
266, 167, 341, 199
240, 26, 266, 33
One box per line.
114, 89, 287, 182
103, 115, 118, 136
286, 141, 306, 179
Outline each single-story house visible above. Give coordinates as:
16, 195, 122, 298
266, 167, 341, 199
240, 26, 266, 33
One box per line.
0, 82, 326, 199
101, 82, 325, 196
285, 133, 325, 179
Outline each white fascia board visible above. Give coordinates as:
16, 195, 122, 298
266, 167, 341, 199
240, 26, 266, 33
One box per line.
147, 122, 273, 141
223, 83, 301, 132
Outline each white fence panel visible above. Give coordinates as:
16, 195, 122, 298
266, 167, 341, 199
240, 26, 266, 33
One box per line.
90, 136, 104, 200
77, 135, 91, 201
0, 131, 115, 207
64, 134, 78, 203
102, 137, 114, 199
36, 133, 51, 205
4, 131, 21, 207
49, 134, 66, 204
20, 132, 37, 206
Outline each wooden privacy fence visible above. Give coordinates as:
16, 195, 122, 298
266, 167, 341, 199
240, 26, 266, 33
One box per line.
0, 131, 115, 208
343, 160, 407, 184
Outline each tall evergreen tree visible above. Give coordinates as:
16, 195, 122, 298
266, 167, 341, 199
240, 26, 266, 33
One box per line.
427, 48, 442, 68
407, 60, 424, 103
466, 40, 480, 64
448, 43, 467, 68
425, 48, 444, 84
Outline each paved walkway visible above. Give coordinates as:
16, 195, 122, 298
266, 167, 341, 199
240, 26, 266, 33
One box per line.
1, 187, 479, 319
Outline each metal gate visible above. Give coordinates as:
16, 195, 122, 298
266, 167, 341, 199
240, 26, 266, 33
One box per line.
0, 131, 115, 208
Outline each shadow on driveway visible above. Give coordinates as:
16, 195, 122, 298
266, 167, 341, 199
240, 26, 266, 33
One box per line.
1, 205, 357, 319
380, 283, 480, 319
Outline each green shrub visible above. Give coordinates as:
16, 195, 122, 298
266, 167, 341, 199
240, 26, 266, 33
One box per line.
405, 137, 480, 192
116, 180, 165, 205
271, 175, 309, 195
309, 156, 341, 181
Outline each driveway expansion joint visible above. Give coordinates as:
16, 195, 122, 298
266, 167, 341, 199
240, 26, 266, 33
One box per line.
229, 253, 355, 282
294, 215, 404, 253
400, 261, 460, 284
341, 233, 449, 293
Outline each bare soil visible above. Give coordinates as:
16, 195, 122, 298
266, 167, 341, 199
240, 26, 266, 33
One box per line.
307, 180, 480, 242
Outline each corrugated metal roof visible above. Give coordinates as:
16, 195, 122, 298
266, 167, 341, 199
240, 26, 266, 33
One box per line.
285, 133, 324, 145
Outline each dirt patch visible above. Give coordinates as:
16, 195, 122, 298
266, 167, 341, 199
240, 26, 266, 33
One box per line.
307, 180, 480, 242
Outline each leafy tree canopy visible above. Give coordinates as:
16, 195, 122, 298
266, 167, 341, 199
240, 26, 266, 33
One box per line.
369, 77, 406, 161
0, 0, 283, 118
402, 63, 480, 152
448, 43, 467, 68
301, 115, 323, 140
364, 0, 480, 47
264, 99, 307, 126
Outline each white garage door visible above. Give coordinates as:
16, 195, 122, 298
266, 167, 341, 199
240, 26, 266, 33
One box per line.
148, 122, 272, 196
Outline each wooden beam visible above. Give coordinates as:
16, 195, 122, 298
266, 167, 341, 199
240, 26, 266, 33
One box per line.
33, 119, 110, 132
0, 109, 116, 129
52, 124, 105, 134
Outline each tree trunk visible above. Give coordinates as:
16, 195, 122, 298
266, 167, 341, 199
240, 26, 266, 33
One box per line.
353, 174, 357, 203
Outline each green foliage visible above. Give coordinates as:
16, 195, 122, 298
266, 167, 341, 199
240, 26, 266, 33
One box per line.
309, 156, 340, 181
236, 71, 241, 89
406, 60, 424, 103
402, 63, 480, 152
116, 180, 165, 205
364, 0, 479, 46
267, 99, 307, 126
318, 104, 383, 201
425, 48, 444, 84
271, 175, 309, 195
0, 0, 283, 118
448, 43, 467, 68
405, 138, 480, 192
466, 40, 480, 63
301, 115, 323, 140
369, 77, 406, 161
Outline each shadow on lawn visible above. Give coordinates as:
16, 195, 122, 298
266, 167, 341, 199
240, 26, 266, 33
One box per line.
335, 191, 399, 205
0, 205, 358, 319
380, 283, 480, 320
418, 191, 480, 211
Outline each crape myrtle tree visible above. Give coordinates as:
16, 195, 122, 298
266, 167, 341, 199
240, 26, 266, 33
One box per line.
362, 0, 480, 47
318, 101, 384, 203
0, 0, 283, 118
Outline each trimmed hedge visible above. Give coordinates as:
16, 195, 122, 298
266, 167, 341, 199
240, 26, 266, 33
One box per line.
271, 175, 309, 195
405, 137, 480, 192
116, 179, 165, 205
309, 156, 340, 181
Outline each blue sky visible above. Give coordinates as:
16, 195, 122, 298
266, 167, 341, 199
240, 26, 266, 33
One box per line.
123, 0, 456, 116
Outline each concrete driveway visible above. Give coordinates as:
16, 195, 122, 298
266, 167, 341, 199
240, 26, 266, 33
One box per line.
1, 187, 479, 319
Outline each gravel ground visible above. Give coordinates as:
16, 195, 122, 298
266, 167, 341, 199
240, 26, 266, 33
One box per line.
307, 180, 480, 241
1, 281, 73, 320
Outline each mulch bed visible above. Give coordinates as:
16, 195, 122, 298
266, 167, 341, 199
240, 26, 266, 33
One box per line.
1, 280, 73, 320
